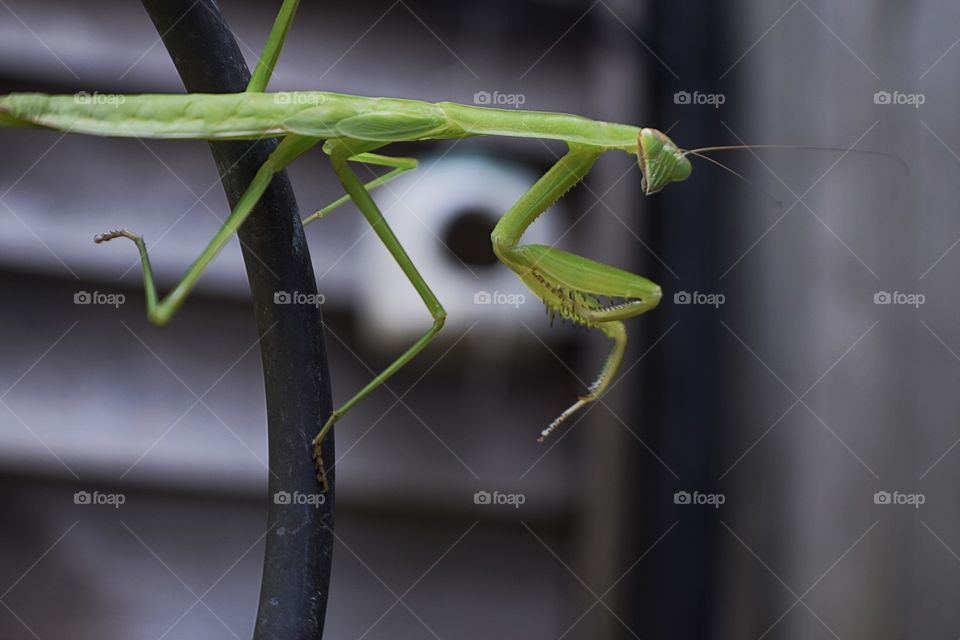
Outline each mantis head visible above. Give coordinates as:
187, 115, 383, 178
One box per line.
637, 128, 691, 195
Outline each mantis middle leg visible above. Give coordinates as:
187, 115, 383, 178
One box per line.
303, 153, 419, 225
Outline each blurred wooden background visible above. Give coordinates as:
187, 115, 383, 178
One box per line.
2, 1, 960, 639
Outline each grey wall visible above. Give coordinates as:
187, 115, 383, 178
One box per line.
717, 1, 960, 638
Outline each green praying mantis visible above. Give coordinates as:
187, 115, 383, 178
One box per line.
0, 0, 785, 490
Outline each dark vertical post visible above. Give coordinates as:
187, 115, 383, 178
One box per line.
137, 2, 335, 638
624, 3, 735, 638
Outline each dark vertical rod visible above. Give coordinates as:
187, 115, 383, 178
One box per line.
137, 2, 335, 638
625, 2, 735, 638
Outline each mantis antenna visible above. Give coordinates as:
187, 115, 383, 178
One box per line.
683, 150, 783, 206
679, 143, 908, 205
682, 143, 909, 174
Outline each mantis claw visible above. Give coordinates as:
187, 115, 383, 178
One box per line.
94, 228, 139, 244
312, 411, 341, 493
538, 398, 590, 442
312, 445, 331, 493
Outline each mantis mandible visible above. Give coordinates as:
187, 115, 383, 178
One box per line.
0, 0, 708, 490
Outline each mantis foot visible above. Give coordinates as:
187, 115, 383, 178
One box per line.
312, 412, 339, 493
312, 441, 330, 494
94, 228, 139, 244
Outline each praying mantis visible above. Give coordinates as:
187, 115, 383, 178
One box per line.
0, 0, 706, 491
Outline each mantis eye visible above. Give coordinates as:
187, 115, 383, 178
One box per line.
637, 128, 692, 195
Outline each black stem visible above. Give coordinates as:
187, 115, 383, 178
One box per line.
137, 2, 335, 639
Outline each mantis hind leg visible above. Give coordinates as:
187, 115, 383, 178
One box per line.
302, 152, 418, 225
95, 134, 321, 325
312, 138, 446, 489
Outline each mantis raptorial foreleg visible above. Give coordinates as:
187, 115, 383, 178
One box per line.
492, 144, 661, 440
303, 153, 418, 225
539, 320, 627, 441
311, 138, 446, 487
95, 134, 321, 325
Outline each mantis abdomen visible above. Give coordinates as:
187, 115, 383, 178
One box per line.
0, 91, 641, 150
